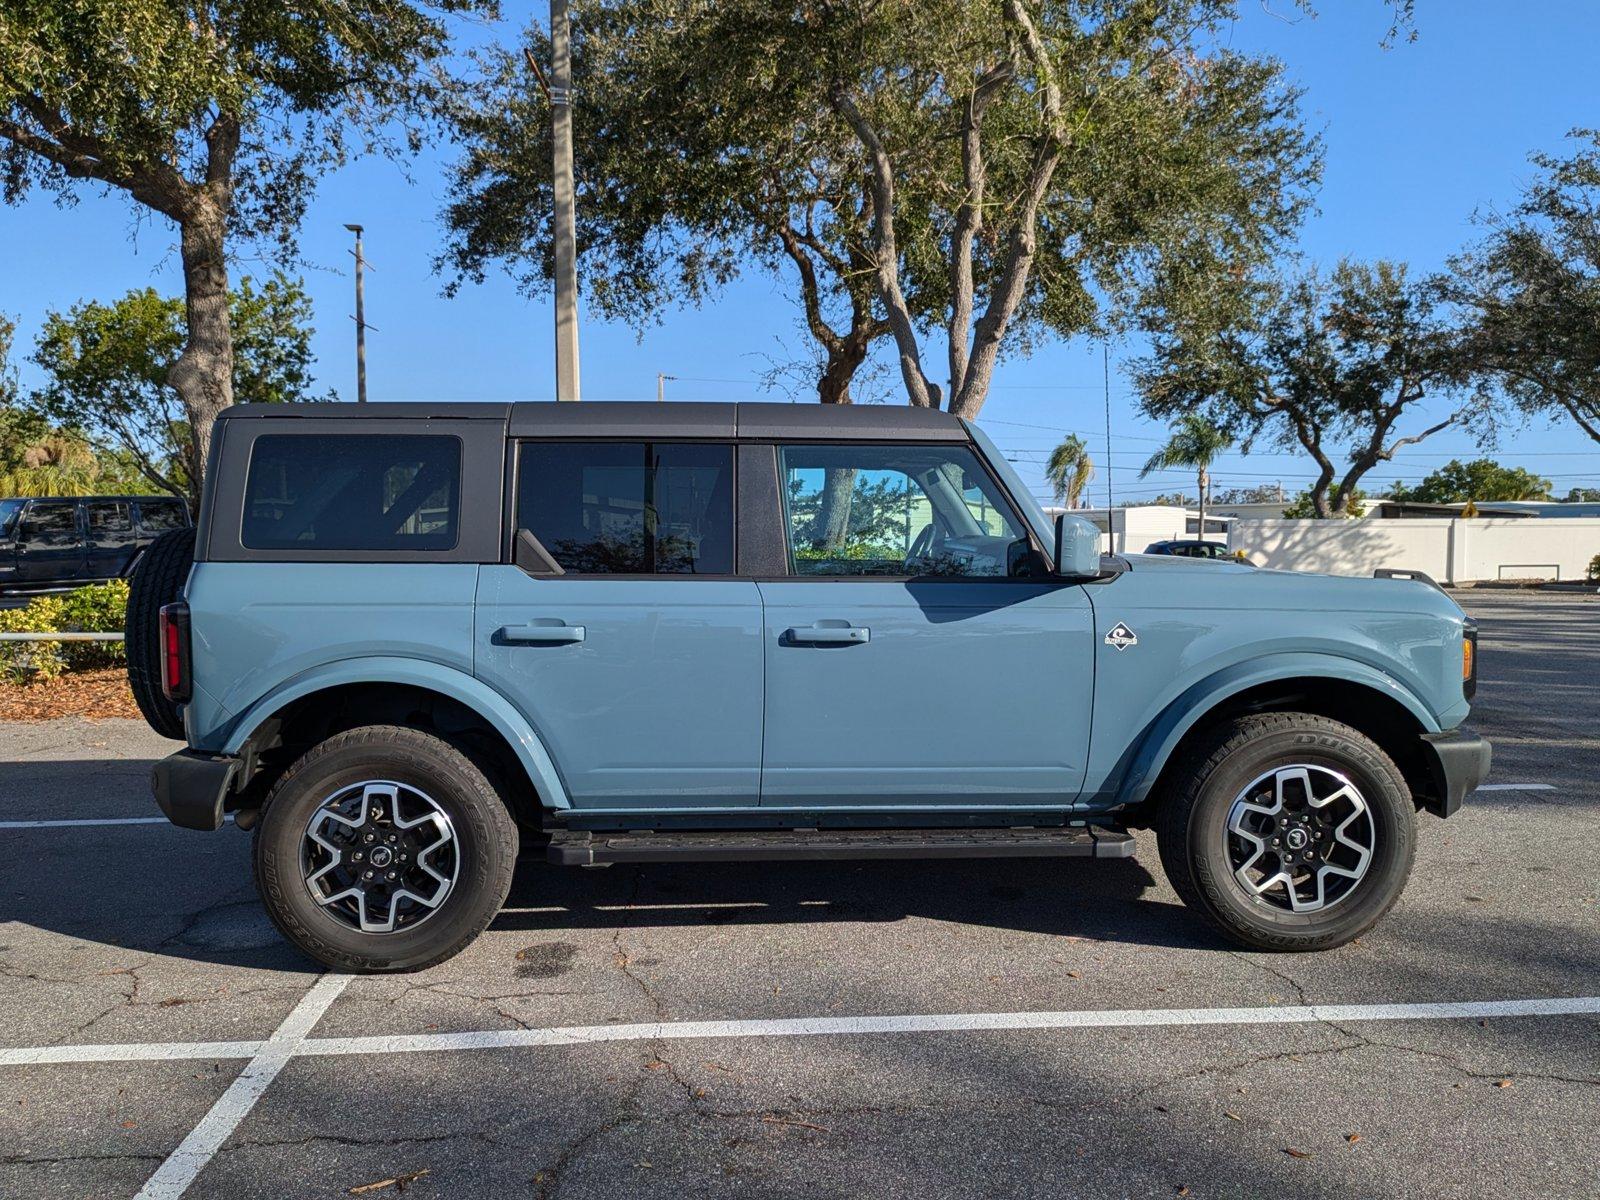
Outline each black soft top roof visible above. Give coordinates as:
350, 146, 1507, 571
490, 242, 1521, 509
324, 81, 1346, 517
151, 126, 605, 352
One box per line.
217, 401, 969, 441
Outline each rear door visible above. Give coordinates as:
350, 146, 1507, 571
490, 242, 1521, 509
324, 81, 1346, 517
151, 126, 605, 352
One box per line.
474, 440, 764, 812
84, 500, 137, 577
756, 441, 1096, 810
13, 500, 87, 585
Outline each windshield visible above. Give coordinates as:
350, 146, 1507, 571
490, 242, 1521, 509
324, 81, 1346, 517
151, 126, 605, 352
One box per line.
0, 499, 23, 541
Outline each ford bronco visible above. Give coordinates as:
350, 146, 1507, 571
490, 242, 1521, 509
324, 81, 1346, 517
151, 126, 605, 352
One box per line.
127, 402, 1489, 972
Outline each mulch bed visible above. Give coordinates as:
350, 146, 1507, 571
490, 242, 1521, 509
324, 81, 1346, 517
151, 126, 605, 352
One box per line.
0, 668, 143, 722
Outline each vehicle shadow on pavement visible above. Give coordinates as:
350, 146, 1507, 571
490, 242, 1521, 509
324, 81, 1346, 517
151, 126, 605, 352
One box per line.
492, 854, 1213, 951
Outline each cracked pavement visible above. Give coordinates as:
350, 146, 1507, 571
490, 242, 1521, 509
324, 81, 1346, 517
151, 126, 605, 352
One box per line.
1, 590, 1597, 1198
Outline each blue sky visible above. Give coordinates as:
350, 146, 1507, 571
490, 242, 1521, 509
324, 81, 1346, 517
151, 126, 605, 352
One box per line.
3, 0, 1598, 507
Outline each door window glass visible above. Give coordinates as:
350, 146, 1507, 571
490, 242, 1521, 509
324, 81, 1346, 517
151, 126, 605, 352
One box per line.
242, 435, 460, 551
517, 442, 734, 574
18, 502, 80, 549
86, 501, 136, 545
0, 499, 22, 541
135, 500, 187, 533
778, 444, 1036, 578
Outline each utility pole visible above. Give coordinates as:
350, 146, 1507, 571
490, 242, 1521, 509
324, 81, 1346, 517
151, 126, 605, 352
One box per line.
551, 0, 581, 401
656, 373, 676, 402
344, 223, 369, 403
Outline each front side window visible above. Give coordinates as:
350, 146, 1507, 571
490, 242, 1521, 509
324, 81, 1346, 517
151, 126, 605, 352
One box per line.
18, 501, 80, 549
779, 443, 1036, 578
242, 434, 461, 551
517, 442, 734, 575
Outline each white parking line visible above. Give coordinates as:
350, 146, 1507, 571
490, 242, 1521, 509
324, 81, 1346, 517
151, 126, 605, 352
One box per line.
1476, 783, 1556, 792
132, 974, 351, 1200
5, 994, 1597, 1072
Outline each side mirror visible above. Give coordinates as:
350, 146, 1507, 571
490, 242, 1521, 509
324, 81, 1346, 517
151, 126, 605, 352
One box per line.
1054, 514, 1102, 578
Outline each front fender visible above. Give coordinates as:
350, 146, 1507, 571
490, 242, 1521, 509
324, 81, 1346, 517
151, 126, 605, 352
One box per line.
1111, 652, 1441, 810
219, 655, 571, 810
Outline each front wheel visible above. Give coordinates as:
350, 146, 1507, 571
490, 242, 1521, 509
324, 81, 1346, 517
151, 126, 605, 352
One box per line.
253, 726, 518, 972
1156, 713, 1416, 952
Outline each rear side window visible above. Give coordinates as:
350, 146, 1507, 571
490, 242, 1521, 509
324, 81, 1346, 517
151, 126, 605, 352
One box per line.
517, 442, 734, 574
87, 501, 136, 543
242, 435, 461, 551
135, 500, 187, 533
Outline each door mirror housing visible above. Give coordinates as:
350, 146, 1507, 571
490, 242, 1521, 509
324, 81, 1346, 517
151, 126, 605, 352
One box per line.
1054, 514, 1102, 578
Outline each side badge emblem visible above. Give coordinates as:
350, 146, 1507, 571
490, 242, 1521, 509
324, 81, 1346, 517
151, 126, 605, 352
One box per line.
1105, 622, 1138, 651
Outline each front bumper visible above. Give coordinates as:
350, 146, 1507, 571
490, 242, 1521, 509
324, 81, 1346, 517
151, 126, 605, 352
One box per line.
1418, 729, 1492, 818
151, 749, 240, 831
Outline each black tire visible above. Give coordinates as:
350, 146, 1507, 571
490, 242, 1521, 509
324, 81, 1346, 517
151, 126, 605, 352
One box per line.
253, 725, 519, 973
124, 526, 196, 739
1156, 712, 1416, 952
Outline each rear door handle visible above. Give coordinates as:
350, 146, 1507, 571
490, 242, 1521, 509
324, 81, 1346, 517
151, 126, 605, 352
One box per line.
499, 623, 585, 644
786, 624, 870, 645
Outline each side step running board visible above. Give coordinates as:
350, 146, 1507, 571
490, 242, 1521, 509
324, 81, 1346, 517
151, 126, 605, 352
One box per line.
546, 826, 1135, 867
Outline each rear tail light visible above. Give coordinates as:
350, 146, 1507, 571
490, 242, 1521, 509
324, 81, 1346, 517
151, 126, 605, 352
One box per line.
158, 602, 191, 702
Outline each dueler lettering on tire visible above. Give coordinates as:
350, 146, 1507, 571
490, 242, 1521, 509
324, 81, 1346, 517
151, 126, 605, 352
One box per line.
1155, 713, 1417, 952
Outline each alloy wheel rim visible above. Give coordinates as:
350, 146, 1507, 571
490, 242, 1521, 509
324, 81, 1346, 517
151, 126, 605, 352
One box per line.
1225, 764, 1375, 914
301, 781, 459, 934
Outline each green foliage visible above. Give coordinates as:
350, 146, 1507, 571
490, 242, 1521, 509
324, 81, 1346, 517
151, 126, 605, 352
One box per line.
1045, 435, 1094, 508
1137, 259, 1490, 518
26, 275, 328, 501
0, 580, 128, 681
1389, 459, 1552, 504
1129, 492, 1197, 508
1140, 416, 1233, 479
1564, 487, 1600, 503
1589, 553, 1600, 582
1450, 131, 1600, 447
1282, 488, 1367, 519
445, 0, 1319, 412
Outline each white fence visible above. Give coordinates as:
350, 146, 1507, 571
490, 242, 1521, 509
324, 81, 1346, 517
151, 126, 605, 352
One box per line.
1229, 517, 1600, 584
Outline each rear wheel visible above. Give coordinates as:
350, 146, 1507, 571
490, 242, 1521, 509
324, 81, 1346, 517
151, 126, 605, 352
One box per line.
1156, 713, 1416, 952
124, 526, 196, 739
253, 725, 518, 972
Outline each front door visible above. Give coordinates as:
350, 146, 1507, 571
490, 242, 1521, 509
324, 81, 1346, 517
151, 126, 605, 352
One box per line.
757, 441, 1096, 810
14, 501, 87, 585
474, 440, 763, 811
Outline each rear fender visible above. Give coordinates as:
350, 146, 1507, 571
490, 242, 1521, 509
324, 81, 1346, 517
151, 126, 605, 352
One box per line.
219, 656, 571, 809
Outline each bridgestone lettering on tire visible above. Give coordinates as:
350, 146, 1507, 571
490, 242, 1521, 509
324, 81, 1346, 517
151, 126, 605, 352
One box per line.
1156, 713, 1416, 952
124, 526, 196, 740
253, 726, 518, 973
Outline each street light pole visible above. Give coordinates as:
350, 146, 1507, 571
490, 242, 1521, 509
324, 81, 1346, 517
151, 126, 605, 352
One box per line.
344, 223, 368, 404
551, 0, 581, 401
656, 373, 676, 402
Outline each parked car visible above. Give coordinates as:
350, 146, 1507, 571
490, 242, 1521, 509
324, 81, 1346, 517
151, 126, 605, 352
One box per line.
0, 494, 190, 594
1144, 538, 1240, 561
130, 403, 1488, 972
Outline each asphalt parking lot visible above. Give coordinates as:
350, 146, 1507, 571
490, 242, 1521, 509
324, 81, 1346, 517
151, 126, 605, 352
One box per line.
2, 588, 1596, 1200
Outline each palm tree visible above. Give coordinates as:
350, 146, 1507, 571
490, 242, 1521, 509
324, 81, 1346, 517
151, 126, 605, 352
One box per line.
1140, 415, 1233, 535
1045, 434, 1095, 509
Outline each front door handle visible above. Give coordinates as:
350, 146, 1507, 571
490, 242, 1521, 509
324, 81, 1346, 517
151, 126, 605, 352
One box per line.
786, 624, 870, 645
499, 623, 585, 644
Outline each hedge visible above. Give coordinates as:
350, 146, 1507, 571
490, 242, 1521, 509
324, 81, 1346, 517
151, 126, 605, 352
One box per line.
0, 580, 129, 683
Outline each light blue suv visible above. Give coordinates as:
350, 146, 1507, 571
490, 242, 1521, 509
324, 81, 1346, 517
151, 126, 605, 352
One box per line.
129, 402, 1488, 971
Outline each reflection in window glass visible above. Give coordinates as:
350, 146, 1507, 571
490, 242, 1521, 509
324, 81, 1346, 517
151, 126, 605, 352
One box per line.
135, 501, 187, 533
0, 499, 23, 541
517, 442, 734, 575
779, 443, 1034, 578
242, 435, 460, 550
86, 501, 136, 545
19, 502, 79, 548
